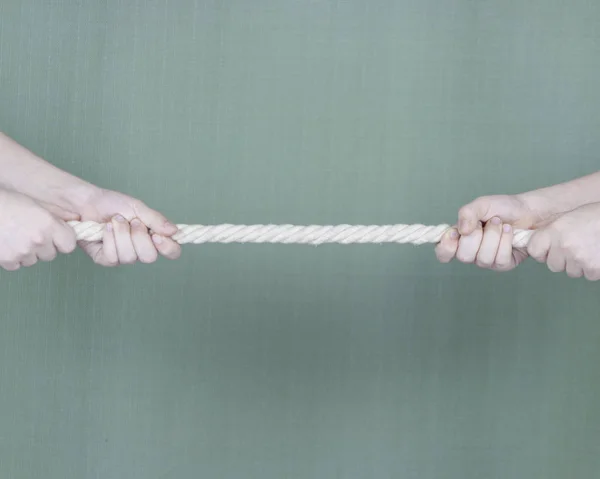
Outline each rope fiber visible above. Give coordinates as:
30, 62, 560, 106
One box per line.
67, 221, 533, 247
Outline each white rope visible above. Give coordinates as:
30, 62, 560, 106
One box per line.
67, 221, 533, 247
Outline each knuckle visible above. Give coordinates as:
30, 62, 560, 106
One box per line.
436, 255, 452, 264
66, 240, 77, 253
41, 252, 58, 262
584, 270, 600, 281
2, 263, 20, 272
91, 249, 117, 267
140, 249, 159, 264
494, 263, 512, 272
57, 240, 76, 254
164, 244, 182, 260
100, 257, 119, 267
587, 264, 600, 280
559, 237, 577, 251
137, 245, 159, 263
547, 263, 562, 273
40, 216, 57, 232
120, 256, 138, 265
475, 258, 492, 269
457, 205, 471, 218
59, 233, 78, 253
550, 226, 566, 240
131, 200, 147, 217
140, 255, 158, 264
435, 247, 452, 263
132, 199, 145, 210
455, 252, 473, 264
527, 245, 544, 262
16, 244, 33, 257
31, 233, 46, 246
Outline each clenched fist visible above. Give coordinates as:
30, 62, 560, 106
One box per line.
0, 189, 77, 271
435, 194, 543, 271
527, 202, 600, 280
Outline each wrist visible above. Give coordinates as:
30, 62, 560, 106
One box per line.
517, 182, 594, 227
50, 180, 101, 213
519, 172, 600, 220
0, 132, 100, 213
517, 191, 561, 223
3, 167, 99, 214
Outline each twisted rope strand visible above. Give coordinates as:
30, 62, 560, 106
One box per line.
67, 221, 533, 247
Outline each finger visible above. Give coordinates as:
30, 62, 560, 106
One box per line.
134, 202, 178, 237
584, 268, 600, 282
0, 262, 21, 272
76, 222, 120, 267
19, 254, 38, 268
493, 224, 516, 271
455, 222, 483, 264
101, 222, 119, 266
546, 245, 566, 273
566, 259, 583, 279
527, 230, 551, 263
434, 228, 459, 263
475, 217, 502, 268
112, 215, 137, 265
152, 235, 182, 260
36, 243, 58, 262
458, 197, 492, 235
130, 218, 158, 264
53, 221, 78, 254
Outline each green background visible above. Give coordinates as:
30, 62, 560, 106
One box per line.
1, 1, 600, 477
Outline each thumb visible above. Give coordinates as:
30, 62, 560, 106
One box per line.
37, 200, 81, 222
458, 197, 492, 235
135, 202, 178, 236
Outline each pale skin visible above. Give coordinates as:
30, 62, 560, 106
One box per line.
2, 132, 600, 277
436, 173, 600, 281
0, 132, 181, 271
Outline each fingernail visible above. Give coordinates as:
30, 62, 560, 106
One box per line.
115, 215, 125, 223
106, 223, 113, 232
503, 224, 512, 233
449, 229, 459, 239
491, 217, 501, 225
131, 219, 142, 227
164, 221, 176, 231
476, 221, 483, 229
152, 234, 163, 244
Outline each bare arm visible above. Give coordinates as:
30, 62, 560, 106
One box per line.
0, 132, 98, 214
519, 171, 600, 221
0, 132, 181, 266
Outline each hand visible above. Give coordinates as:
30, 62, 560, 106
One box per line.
74, 188, 182, 267
527, 202, 600, 280
0, 189, 77, 271
435, 194, 546, 271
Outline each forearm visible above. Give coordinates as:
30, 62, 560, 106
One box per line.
0, 132, 98, 212
519, 171, 600, 219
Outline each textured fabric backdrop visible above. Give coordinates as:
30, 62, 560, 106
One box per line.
1, 1, 600, 478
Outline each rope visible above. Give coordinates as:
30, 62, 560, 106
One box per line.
67, 221, 533, 247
